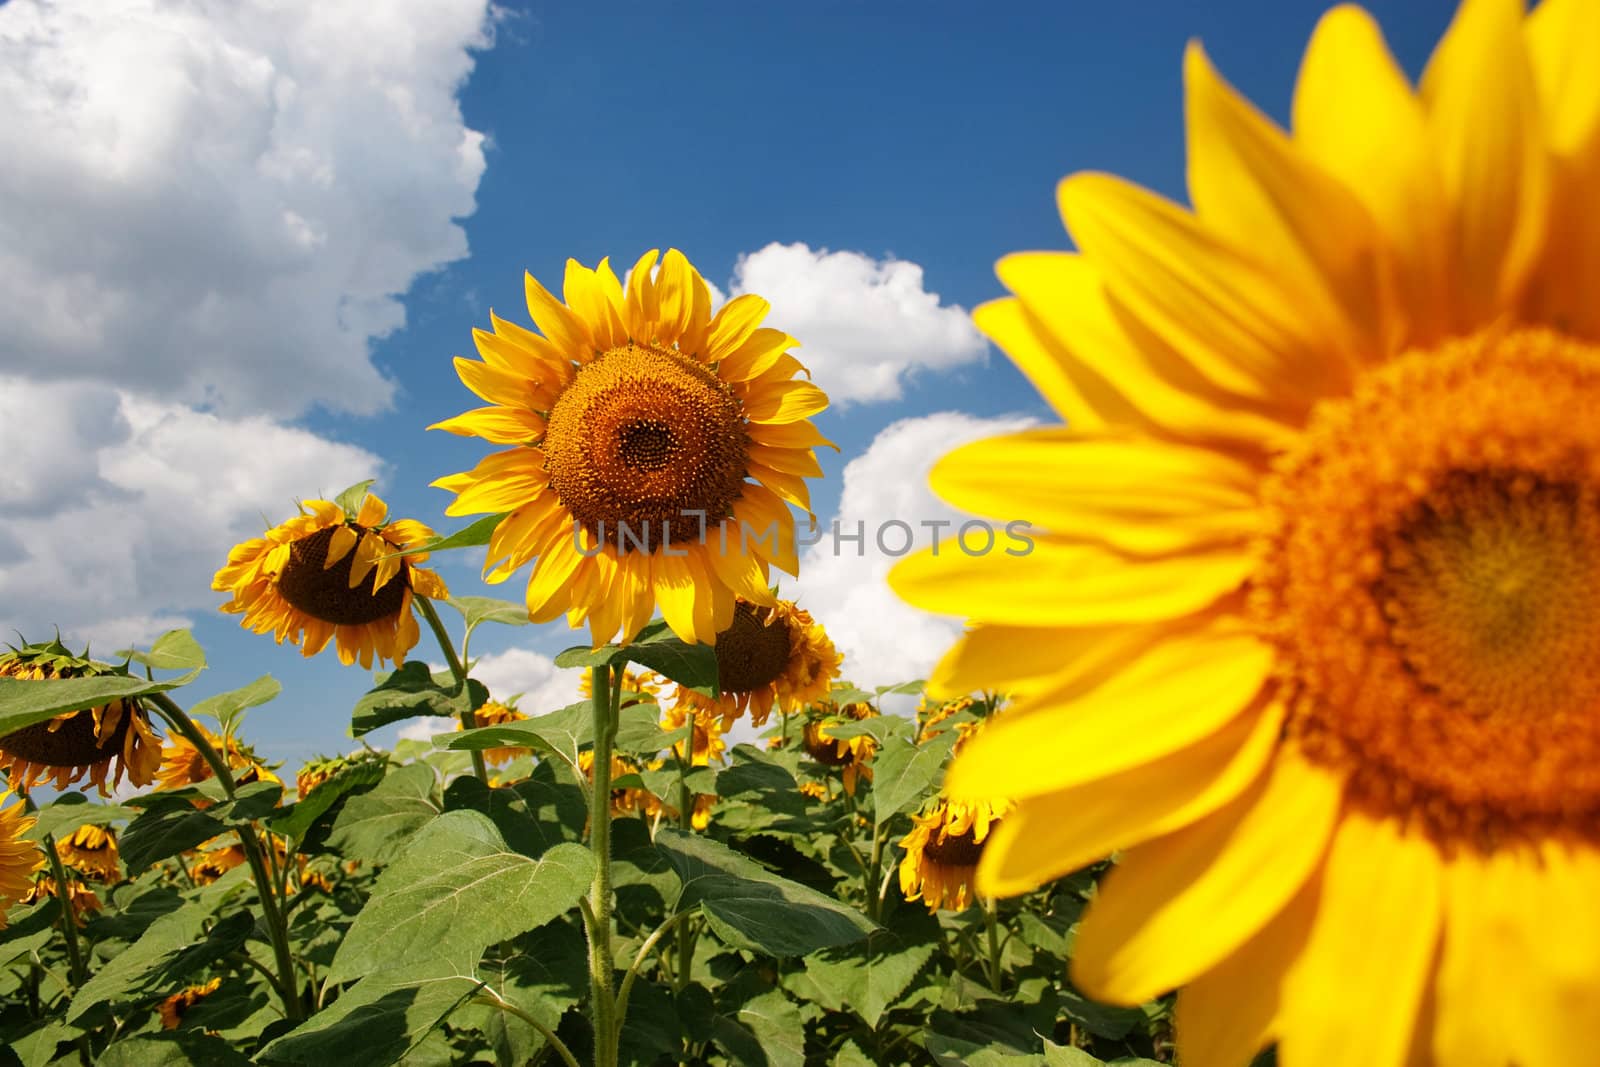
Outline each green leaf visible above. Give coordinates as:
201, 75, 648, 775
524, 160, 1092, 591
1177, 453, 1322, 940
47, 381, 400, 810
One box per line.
188, 675, 281, 732
554, 619, 720, 693
817, 715, 914, 744
0, 669, 203, 737
728, 989, 806, 1067
0, 907, 58, 967
117, 795, 227, 874
871, 729, 956, 830
9, 1020, 85, 1067
97, 1033, 253, 1067
116, 629, 208, 672
614, 699, 675, 756
926, 1032, 1052, 1067
445, 596, 529, 632
326, 763, 442, 865
827, 685, 875, 706
333, 479, 376, 517
655, 828, 874, 957
464, 920, 589, 1063
444, 701, 591, 762
1059, 988, 1148, 1041
876, 680, 926, 697
397, 513, 507, 557
267, 760, 386, 842
802, 932, 935, 1028
256, 958, 481, 1066
1043, 1044, 1111, 1066
328, 811, 594, 985
442, 767, 586, 859
68, 909, 252, 1022
25, 794, 136, 843
835, 1039, 876, 1067
715, 748, 805, 818
350, 661, 485, 737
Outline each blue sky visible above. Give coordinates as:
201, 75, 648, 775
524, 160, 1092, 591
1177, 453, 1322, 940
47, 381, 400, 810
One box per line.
0, 0, 1459, 774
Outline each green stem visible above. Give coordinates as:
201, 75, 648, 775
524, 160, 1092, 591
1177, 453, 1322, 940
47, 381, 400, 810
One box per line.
584, 664, 620, 1067
865, 824, 884, 923
983, 898, 1003, 994
41, 838, 86, 986
416, 595, 489, 783
673, 753, 695, 992
474, 990, 581, 1067
615, 909, 692, 1039
148, 693, 304, 1022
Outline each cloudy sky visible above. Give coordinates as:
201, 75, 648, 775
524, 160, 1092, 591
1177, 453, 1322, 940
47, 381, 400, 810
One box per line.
0, 0, 1456, 770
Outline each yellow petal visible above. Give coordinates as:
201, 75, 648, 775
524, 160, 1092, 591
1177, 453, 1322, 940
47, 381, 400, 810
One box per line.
741, 379, 829, 424
454, 358, 534, 409
1421, 0, 1550, 325
428, 406, 546, 445
524, 270, 593, 357
410, 567, 449, 601
323, 524, 358, 569
653, 248, 700, 350
1527, 0, 1600, 157
746, 418, 836, 452
1292, 4, 1452, 347
1278, 811, 1442, 1067
354, 494, 387, 528
731, 485, 799, 576
1185, 41, 1388, 358
976, 695, 1283, 897
927, 622, 1129, 699
946, 625, 1273, 801
651, 550, 700, 643
524, 534, 585, 623
704, 529, 775, 604
890, 539, 1252, 627
624, 249, 661, 339
439, 448, 549, 517
717, 328, 799, 383
564, 258, 627, 352
1058, 173, 1347, 409
746, 444, 823, 478
1071, 745, 1343, 1004
706, 293, 771, 362
347, 532, 382, 589
1176, 876, 1320, 1067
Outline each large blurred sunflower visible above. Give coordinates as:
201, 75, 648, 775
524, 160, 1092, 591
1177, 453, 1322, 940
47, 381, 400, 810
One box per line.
0, 643, 162, 795
0, 790, 44, 924
213, 491, 448, 669
891, 1, 1600, 1064
430, 249, 832, 646
675, 599, 841, 728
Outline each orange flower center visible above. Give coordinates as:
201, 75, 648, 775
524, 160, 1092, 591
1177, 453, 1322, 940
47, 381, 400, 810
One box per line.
278, 525, 408, 625
1254, 328, 1600, 846
543, 344, 749, 548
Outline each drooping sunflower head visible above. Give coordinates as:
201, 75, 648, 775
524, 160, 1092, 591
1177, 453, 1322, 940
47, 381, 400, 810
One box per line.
158, 977, 222, 1030
430, 250, 834, 647
801, 702, 878, 796
295, 749, 389, 800
659, 702, 728, 768
0, 642, 163, 796
213, 490, 449, 670
677, 599, 842, 728
156, 723, 279, 796
898, 797, 1008, 913
23, 875, 102, 922
0, 790, 44, 923
55, 824, 120, 884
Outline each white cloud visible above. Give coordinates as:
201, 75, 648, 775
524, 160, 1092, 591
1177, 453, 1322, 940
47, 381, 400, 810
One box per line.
0, 382, 380, 648
0, 0, 492, 417
789, 411, 1036, 690
467, 647, 583, 714
727, 243, 987, 405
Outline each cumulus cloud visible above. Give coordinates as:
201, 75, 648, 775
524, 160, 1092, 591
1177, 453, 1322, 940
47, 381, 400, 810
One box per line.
0, 382, 380, 649
727, 243, 987, 405
0, 0, 492, 417
467, 647, 584, 714
789, 411, 1036, 690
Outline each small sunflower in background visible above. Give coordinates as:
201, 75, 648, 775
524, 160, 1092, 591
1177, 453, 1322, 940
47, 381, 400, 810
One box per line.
156, 723, 279, 795
0, 642, 163, 795
801, 702, 878, 796
891, 0, 1600, 1062
899, 798, 1007, 913
660, 702, 728, 767
577, 751, 657, 820
915, 695, 976, 743
295, 750, 388, 800
430, 249, 832, 646
0, 790, 44, 923
578, 667, 661, 704
676, 599, 841, 728
458, 700, 531, 766
188, 843, 247, 886
159, 977, 222, 1030
213, 490, 448, 669
23, 875, 102, 922
55, 824, 120, 883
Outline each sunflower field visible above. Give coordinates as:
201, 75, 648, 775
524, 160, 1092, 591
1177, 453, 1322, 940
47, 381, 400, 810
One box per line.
3, 0, 1599, 1065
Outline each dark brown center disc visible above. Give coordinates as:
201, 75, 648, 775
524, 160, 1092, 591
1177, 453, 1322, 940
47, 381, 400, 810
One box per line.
922, 827, 986, 867
716, 603, 793, 694
1, 707, 129, 767
277, 526, 408, 626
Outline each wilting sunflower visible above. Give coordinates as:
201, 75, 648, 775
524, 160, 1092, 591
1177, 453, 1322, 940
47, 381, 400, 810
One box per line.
23, 876, 101, 922
156, 723, 279, 794
213, 491, 448, 669
676, 599, 842, 728
55, 824, 120, 883
0, 643, 163, 795
159, 977, 222, 1030
430, 249, 833, 646
660, 702, 728, 767
899, 798, 1008, 913
801, 702, 877, 796
0, 790, 44, 924
890, 1, 1600, 1063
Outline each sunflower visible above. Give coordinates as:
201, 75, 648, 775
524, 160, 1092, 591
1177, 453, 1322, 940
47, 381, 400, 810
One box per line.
23, 876, 101, 922
156, 723, 279, 795
797, 779, 829, 803
675, 599, 842, 728
458, 700, 531, 766
659, 702, 728, 767
0, 643, 163, 795
576, 750, 658, 819
158, 977, 222, 1030
898, 798, 1008, 913
915, 695, 976, 743
800, 702, 877, 796
890, 1, 1600, 1063
295, 749, 388, 800
213, 491, 448, 669
188, 844, 247, 886
55, 824, 120, 883
429, 249, 833, 647
578, 667, 661, 704
0, 790, 44, 924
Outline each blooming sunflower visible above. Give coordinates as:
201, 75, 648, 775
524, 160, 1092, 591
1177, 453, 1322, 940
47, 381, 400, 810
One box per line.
890, 1, 1600, 1064
156, 723, 279, 795
55, 824, 120, 883
0, 643, 163, 795
23, 876, 102, 922
159, 977, 222, 1030
898, 798, 1008, 913
675, 599, 842, 728
577, 750, 658, 819
660, 702, 728, 767
800, 702, 878, 796
429, 250, 833, 646
0, 790, 44, 924
213, 491, 448, 669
